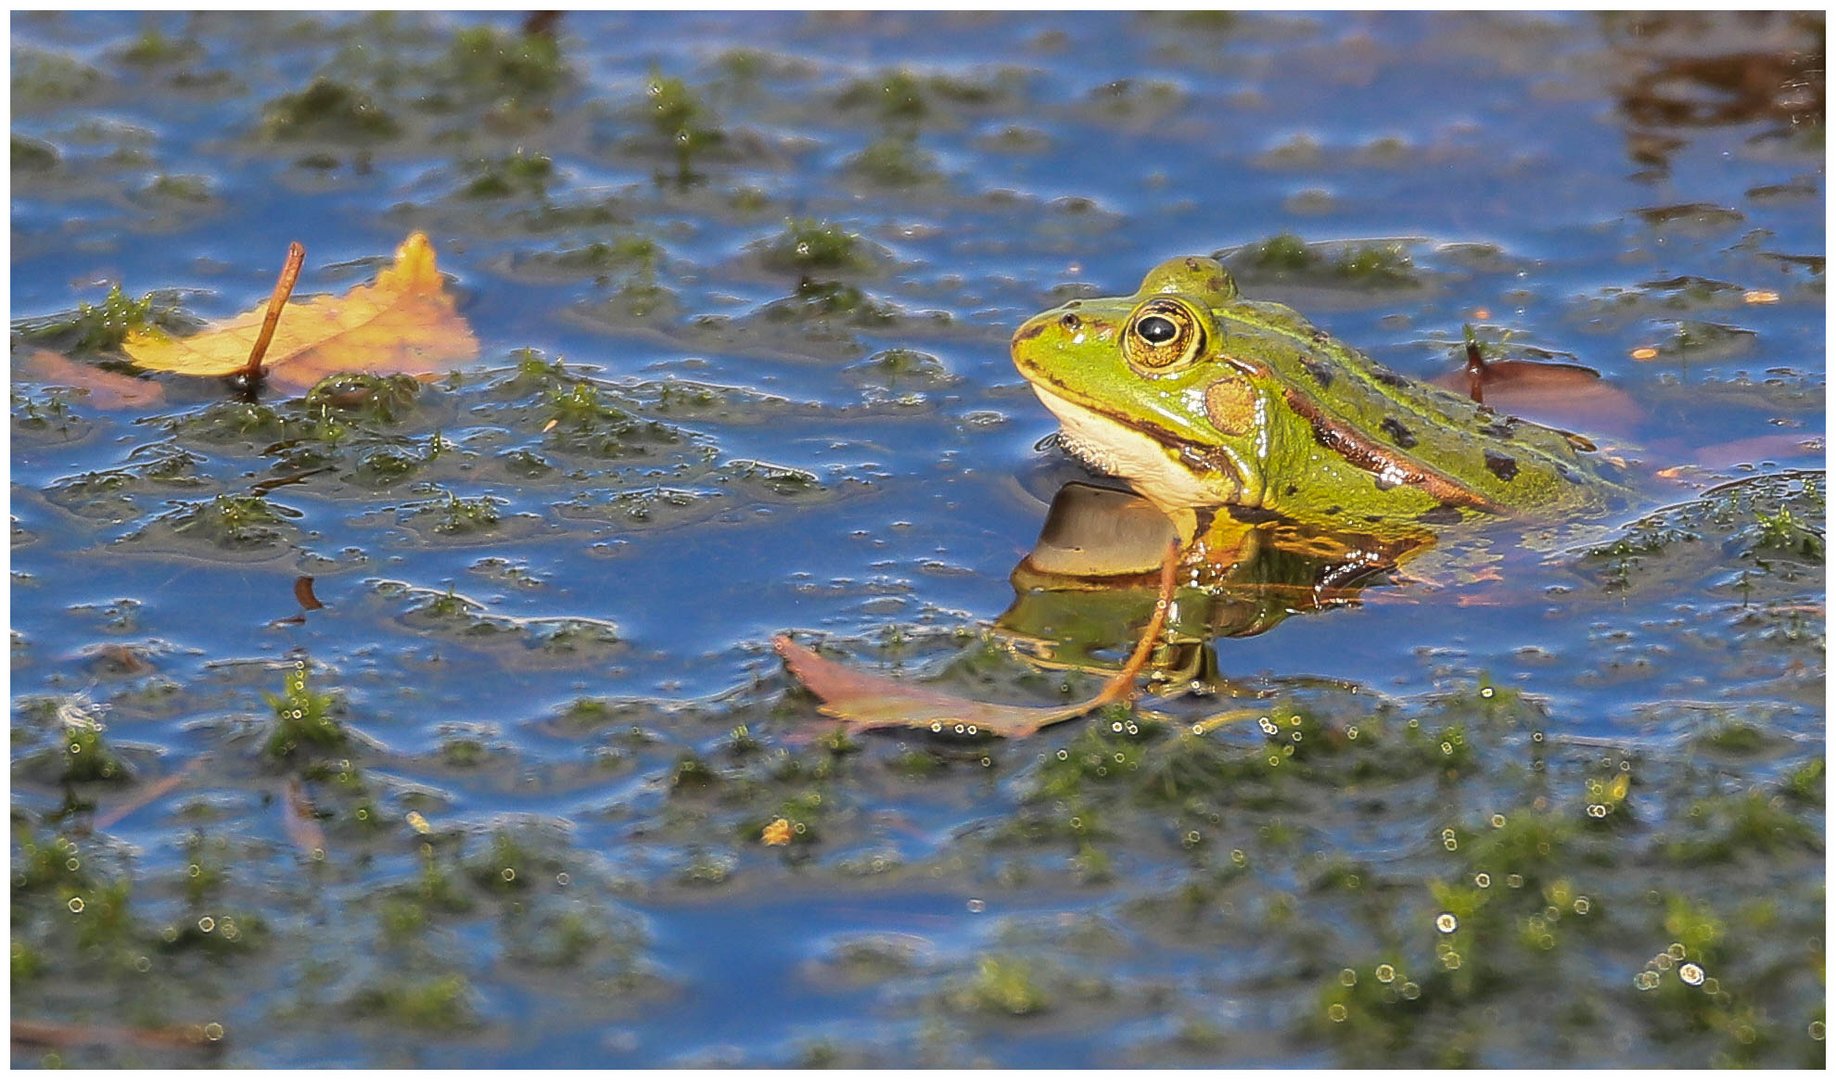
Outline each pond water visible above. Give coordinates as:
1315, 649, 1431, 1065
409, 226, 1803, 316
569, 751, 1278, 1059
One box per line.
10, 10, 1826, 1068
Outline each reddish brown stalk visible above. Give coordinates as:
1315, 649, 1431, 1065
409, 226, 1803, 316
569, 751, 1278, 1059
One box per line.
1464, 337, 1487, 405
12, 1018, 225, 1053
242, 241, 306, 385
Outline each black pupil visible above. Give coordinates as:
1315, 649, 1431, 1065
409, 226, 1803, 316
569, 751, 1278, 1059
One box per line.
1138, 314, 1179, 345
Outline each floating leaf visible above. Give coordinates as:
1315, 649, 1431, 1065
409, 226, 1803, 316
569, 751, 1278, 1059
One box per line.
21, 348, 165, 410
123, 232, 478, 393
1432, 357, 1640, 436
775, 545, 1177, 738
761, 818, 793, 846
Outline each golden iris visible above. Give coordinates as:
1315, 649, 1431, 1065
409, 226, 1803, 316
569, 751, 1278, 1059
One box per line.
1122, 296, 1207, 372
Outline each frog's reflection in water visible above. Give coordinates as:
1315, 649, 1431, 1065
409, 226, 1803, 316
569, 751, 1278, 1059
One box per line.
997, 482, 1429, 689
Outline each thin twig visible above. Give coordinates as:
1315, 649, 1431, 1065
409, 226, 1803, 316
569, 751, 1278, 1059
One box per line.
241, 241, 306, 386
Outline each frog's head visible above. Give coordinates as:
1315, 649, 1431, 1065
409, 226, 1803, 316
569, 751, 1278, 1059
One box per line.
1011, 256, 1270, 515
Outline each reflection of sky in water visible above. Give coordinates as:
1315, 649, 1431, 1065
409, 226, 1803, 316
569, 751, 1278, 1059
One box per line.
9, 10, 1824, 1068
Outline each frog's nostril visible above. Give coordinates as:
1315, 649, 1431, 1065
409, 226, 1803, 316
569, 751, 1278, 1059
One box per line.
1059, 312, 1082, 331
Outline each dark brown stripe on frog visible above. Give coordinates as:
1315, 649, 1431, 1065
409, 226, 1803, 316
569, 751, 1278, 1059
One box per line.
1281, 387, 1500, 512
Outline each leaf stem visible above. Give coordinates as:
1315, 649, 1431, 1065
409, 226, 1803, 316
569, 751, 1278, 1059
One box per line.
242, 241, 306, 386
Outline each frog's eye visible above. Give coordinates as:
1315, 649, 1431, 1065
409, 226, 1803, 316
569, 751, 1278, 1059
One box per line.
1123, 297, 1207, 372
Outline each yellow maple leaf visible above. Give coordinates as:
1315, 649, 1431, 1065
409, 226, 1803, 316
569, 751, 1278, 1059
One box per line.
123, 232, 479, 394
761, 818, 793, 846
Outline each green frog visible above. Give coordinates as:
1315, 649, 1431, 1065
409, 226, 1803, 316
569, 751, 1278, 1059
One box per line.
1011, 256, 1627, 551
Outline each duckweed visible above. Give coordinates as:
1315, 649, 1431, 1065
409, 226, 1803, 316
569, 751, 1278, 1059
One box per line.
261, 77, 401, 142
263, 664, 348, 761
957, 955, 1050, 1016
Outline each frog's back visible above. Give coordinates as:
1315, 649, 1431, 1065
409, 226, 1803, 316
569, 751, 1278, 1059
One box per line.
1220, 298, 1627, 525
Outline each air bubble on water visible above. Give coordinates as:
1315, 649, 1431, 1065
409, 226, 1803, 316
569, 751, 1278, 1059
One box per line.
1259, 717, 1279, 735
1435, 913, 1458, 933
501, 867, 517, 882
1667, 942, 1686, 961
1340, 968, 1357, 987
204, 1023, 224, 1042
931, 722, 943, 733
1480, 686, 1495, 699
966, 898, 985, 913
1810, 1020, 1825, 1041
1679, 963, 1705, 986
1347, 726, 1359, 739
1327, 1003, 1348, 1022
1057, 749, 1069, 760
1653, 954, 1673, 971
67, 897, 85, 913
198, 916, 216, 933
1506, 874, 1524, 888
1474, 873, 1491, 888
133, 955, 152, 972
556, 872, 570, 886
1375, 963, 1395, 983
1441, 952, 1462, 970
1634, 971, 1659, 991
1112, 721, 1124, 733
1573, 896, 1590, 915
1400, 982, 1421, 1000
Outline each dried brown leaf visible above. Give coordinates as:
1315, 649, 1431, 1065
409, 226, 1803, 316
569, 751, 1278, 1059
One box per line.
776, 544, 1177, 738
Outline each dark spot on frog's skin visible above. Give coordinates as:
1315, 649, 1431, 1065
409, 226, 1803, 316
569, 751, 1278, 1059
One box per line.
1285, 484, 1299, 496
1417, 505, 1465, 525
1480, 419, 1517, 440
1484, 450, 1520, 482
1379, 417, 1417, 449
1371, 368, 1411, 389
1298, 355, 1335, 389
1014, 322, 1046, 343
1310, 329, 1330, 344
1059, 312, 1082, 331
1225, 504, 1282, 523
1364, 514, 1382, 523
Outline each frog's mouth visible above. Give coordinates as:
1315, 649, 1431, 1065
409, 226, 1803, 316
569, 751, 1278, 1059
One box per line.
1028, 382, 1241, 509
